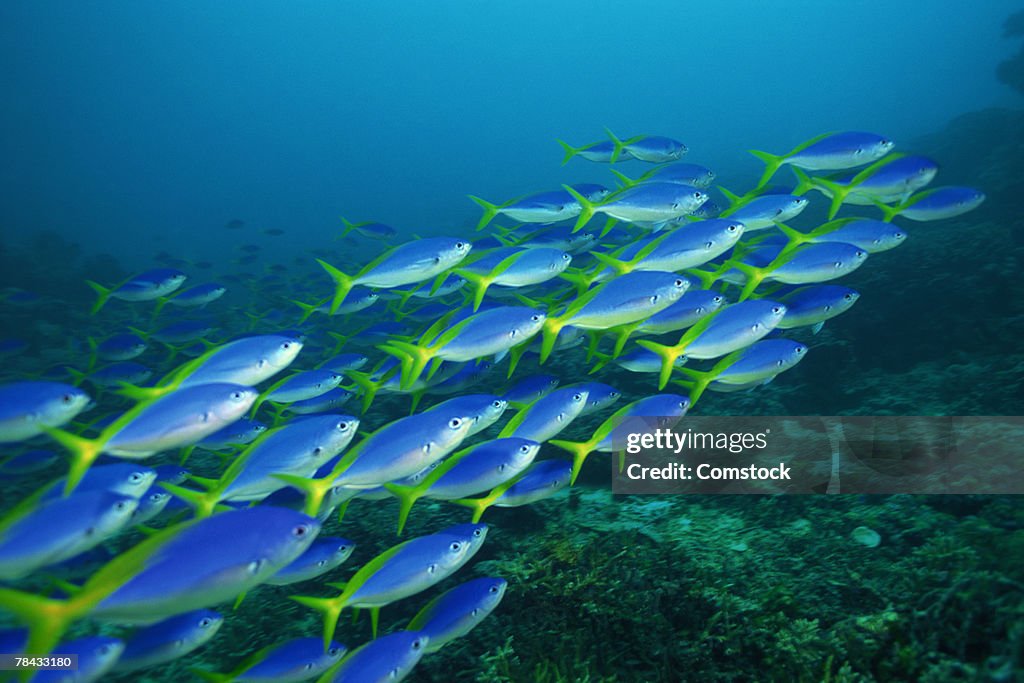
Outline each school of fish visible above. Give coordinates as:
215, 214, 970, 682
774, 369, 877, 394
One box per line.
0, 128, 984, 681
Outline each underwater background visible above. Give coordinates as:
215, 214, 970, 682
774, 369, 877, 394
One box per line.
1, 1, 1023, 681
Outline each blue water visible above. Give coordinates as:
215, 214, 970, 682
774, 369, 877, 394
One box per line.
0, 1, 1019, 265
1, 2, 1022, 681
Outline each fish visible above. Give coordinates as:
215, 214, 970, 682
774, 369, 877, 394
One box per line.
0, 382, 92, 444
339, 216, 398, 240
0, 490, 139, 579
565, 182, 708, 233
86, 268, 187, 314
156, 282, 227, 314
317, 237, 472, 313
672, 338, 808, 404
636, 300, 788, 389
70, 362, 153, 389
586, 219, 745, 280
266, 537, 355, 585
749, 131, 895, 188
453, 459, 572, 521
501, 374, 560, 408
498, 387, 589, 443
0, 449, 60, 476
566, 382, 621, 416
165, 414, 359, 515
380, 306, 546, 389
113, 610, 224, 672
612, 162, 715, 189
876, 186, 985, 222
44, 383, 258, 493
407, 577, 507, 653
469, 188, 586, 231
716, 241, 868, 301
455, 247, 573, 310
385, 437, 540, 533
794, 154, 938, 218
550, 394, 691, 482
611, 132, 688, 163
558, 138, 634, 164
772, 218, 907, 254
719, 192, 809, 230
93, 333, 148, 362
194, 637, 346, 682
293, 523, 486, 645
274, 403, 478, 515
317, 631, 427, 683
33, 636, 125, 683
293, 290, 380, 322
536, 271, 691, 363
777, 284, 861, 332
282, 388, 355, 416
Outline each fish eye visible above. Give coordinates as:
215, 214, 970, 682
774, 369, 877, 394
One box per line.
115, 500, 131, 511
520, 445, 532, 454
674, 279, 685, 287
281, 342, 291, 350
844, 293, 854, 301
573, 393, 583, 401
796, 346, 806, 353
693, 191, 702, 199
714, 296, 724, 303
450, 540, 462, 550
61, 393, 76, 404
492, 400, 502, 408
562, 253, 571, 260
313, 447, 323, 456
98, 644, 113, 656
472, 527, 483, 537
130, 472, 144, 483
531, 314, 542, 322
412, 638, 425, 651
771, 306, 783, 314
200, 617, 213, 627
231, 391, 245, 400
292, 524, 310, 537
329, 647, 341, 656
856, 250, 866, 258
338, 421, 350, 430
448, 418, 462, 429
489, 585, 500, 593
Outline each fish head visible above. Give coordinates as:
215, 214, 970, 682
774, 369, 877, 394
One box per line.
506, 438, 542, 472
97, 495, 141, 534
479, 398, 509, 427
481, 577, 509, 610
519, 311, 547, 338
120, 466, 158, 496
332, 539, 356, 564
263, 336, 304, 371
317, 416, 359, 456
38, 384, 93, 426
211, 385, 260, 421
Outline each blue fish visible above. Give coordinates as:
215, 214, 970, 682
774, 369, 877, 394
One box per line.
407, 577, 507, 653
114, 610, 223, 672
